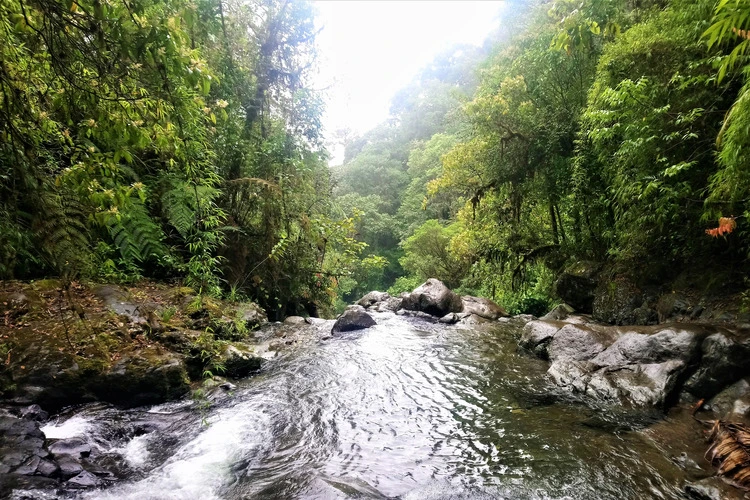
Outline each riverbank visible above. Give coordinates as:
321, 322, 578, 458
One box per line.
2, 278, 750, 498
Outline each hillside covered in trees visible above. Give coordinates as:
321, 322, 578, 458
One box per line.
334, 0, 750, 316
2, 0, 750, 319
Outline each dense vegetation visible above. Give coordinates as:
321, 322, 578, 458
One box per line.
334, 0, 750, 314
3, 0, 750, 318
0, 0, 364, 318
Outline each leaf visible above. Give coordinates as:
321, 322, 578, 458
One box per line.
705, 216, 737, 237
706, 420, 750, 489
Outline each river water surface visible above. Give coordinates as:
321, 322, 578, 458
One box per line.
25, 313, 712, 499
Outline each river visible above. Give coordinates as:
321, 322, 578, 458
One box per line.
17, 312, 713, 499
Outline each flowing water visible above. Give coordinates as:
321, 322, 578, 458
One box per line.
18, 313, 713, 499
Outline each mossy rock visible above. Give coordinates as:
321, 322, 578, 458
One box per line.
221, 344, 263, 379
87, 346, 189, 407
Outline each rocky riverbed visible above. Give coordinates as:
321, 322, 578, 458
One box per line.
1, 278, 750, 498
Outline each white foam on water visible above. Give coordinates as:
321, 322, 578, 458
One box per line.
40, 415, 92, 439
108, 434, 150, 468
85, 404, 271, 500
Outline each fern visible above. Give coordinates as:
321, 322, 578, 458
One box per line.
108, 200, 166, 264
35, 189, 91, 279
162, 182, 196, 239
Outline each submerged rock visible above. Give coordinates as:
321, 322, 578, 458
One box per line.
332, 306, 376, 334
400, 279, 463, 317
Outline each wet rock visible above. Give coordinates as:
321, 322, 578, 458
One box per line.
332, 306, 376, 334
685, 479, 725, 500
220, 381, 237, 391
48, 438, 91, 459
372, 296, 403, 313
400, 279, 463, 317
549, 358, 686, 407
460, 296, 508, 320
589, 326, 706, 367
232, 302, 267, 328
519, 320, 565, 358
683, 330, 750, 399
540, 303, 575, 321
36, 458, 59, 478
57, 455, 83, 480
592, 277, 642, 325
547, 324, 621, 362
88, 347, 190, 408
525, 321, 711, 407
66, 470, 99, 488
221, 344, 263, 379
283, 316, 308, 326
357, 291, 391, 309
438, 312, 460, 324
705, 378, 750, 420
19, 404, 48, 422
12, 455, 40, 475
553, 261, 601, 313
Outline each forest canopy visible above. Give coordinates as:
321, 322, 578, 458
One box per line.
2, 0, 750, 317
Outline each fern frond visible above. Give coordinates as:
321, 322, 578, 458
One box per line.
108, 200, 166, 264
34, 189, 91, 279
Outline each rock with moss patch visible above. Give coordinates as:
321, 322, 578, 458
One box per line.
221, 344, 263, 379
88, 347, 190, 407
554, 261, 601, 313
592, 277, 643, 325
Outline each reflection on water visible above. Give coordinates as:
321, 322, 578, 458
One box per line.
33, 313, 704, 499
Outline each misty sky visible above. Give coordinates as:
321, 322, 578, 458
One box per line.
313, 0, 505, 147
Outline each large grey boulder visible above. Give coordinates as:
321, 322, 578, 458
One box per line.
461, 296, 508, 320
548, 358, 686, 407
332, 305, 376, 334
706, 378, 750, 421
683, 329, 750, 398
546, 324, 622, 362
520, 320, 564, 358
521, 319, 712, 407
357, 291, 391, 308
400, 279, 463, 317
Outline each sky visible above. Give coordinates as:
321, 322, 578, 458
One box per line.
312, 1, 505, 157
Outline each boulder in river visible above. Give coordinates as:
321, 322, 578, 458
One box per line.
357, 291, 391, 308
683, 329, 750, 399
521, 317, 713, 407
400, 279, 463, 317
460, 296, 508, 320
332, 306, 376, 334
220, 344, 263, 379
